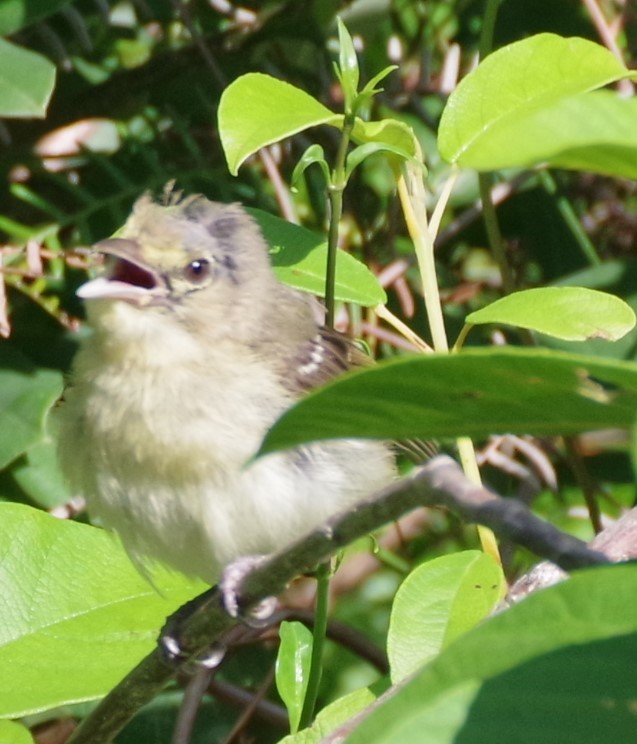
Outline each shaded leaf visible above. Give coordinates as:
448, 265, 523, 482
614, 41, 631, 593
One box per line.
347, 564, 637, 743
259, 348, 637, 454
0, 346, 63, 469
0, 39, 56, 118
0, 0, 74, 35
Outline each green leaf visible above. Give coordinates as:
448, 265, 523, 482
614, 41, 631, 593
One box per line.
0, 0, 74, 35
351, 117, 420, 160
526, 92, 637, 179
279, 688, 376, 743
276, 621, 313, 734
291, 144, 331, 188
0, 720, 34, 744
9, 437, 72, 509
248, 208, 386, 306
345, 142, 419, 180
347, 563, 637, 743
0, 504, 205, 717
450, 91, 637, 178
387, 552, 505, 684
546, 259, 637, 361
259, 348, 637, 454
336, 17, 359, 110
466, 287, 636, 341
218, 73, 341, 175
0, 39, 56, 118
359, 65, 399, 101
0, 346, 63, 470
439, 34, 634, 170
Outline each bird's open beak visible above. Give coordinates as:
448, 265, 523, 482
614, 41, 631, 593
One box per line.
77, 238, 168, 305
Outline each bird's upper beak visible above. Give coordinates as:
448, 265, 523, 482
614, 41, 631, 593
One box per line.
77, 238, 168, 305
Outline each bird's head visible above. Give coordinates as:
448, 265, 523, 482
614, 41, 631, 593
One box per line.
77, 193, 279, 344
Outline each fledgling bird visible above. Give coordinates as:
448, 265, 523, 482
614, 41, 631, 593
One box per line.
57, 191, 395, 586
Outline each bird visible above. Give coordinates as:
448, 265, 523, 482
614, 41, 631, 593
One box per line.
57, 190, 396, 587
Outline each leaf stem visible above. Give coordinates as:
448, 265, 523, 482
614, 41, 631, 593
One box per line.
397, 162, 501, 565
299, 562, 330, 729
325, 113, 356, 328
479, 173, 515, 294
479, 0, 502, 59
397, 162, 448, 352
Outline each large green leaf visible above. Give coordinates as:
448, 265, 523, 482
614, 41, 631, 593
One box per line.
466, 287, 636, 341
250, 208, 386, 306
259, 348, 637, 454
439, 34, 635, 172
0, 504, 205, 717
219, 73, 341, 175
387, 552, 504, 683
0, 346, 63, 470
0, 39, 56, 118
448, 92, 637, 178
347, 563, 637, 743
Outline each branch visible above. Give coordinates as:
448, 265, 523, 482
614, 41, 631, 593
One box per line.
508, 504, 637, 602
67, 455, 608, 743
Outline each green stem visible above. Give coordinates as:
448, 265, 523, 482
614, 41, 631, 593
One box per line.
478, 0, 515, 295
479, 0, 502, 59
479, 173, 515, 294
397, 163, 502, 565
537, 169, 601, 266
398, 163, 449, 351
298, 562, 330, 729
452, 323, 473, 352
325, 114, 356, 328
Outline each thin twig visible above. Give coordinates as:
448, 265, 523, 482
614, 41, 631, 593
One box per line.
221, 666, 277, 744
172, 667, 214, 743
581, 0, 634, 95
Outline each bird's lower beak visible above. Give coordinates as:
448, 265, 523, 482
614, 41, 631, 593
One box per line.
77, 238, 168, 305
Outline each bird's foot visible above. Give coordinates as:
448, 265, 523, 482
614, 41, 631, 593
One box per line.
220, 554, 278, 626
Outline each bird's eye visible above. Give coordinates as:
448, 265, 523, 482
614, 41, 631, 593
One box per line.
184, 258, 211, 284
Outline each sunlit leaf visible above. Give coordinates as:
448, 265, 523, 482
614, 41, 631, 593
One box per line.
439, 34, 635, 174
219, 73, 341, 175
466, 287, 636, 341
0, 504, 205, 717
388, 552, 505, 683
